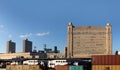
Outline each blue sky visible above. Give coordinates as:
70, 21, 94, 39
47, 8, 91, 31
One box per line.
0, 0, 120, 54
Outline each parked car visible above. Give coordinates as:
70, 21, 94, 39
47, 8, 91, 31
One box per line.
23, 60, 38, 65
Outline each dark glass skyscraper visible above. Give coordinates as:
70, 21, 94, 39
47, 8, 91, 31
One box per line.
23, 39, 32, 52
6, 40, 16, 53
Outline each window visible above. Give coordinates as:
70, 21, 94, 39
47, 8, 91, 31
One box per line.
50, 63, 54, 65
106, 67, 110, 70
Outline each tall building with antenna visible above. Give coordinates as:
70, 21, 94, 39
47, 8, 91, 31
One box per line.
67, 22, 112, 58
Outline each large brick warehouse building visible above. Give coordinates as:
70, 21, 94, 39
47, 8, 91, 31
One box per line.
67, 22, 112, 58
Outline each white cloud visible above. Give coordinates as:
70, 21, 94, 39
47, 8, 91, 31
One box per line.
0, 24, 9, 34
0, 24, 4, 32
19, 33, 32, 38
36, 32, 50, 37
19, 32, 50, 38
8, 34, 12, 38
0, 25, 4, 28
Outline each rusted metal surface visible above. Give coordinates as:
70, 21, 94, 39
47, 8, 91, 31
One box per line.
92, 65, 120, 70
92, 55, 120, 65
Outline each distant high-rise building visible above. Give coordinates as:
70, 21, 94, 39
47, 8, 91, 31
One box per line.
6, 40, 16, 53
67, 22, 112, 58
54, 46, 58, 53
23, 39, 32, 52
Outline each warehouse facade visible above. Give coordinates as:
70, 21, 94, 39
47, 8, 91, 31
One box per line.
67, 22, 112, 58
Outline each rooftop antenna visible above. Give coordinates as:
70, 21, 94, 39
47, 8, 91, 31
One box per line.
44, 44, 46, 50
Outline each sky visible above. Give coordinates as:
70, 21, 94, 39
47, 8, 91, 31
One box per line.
0, 0, 120, 54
